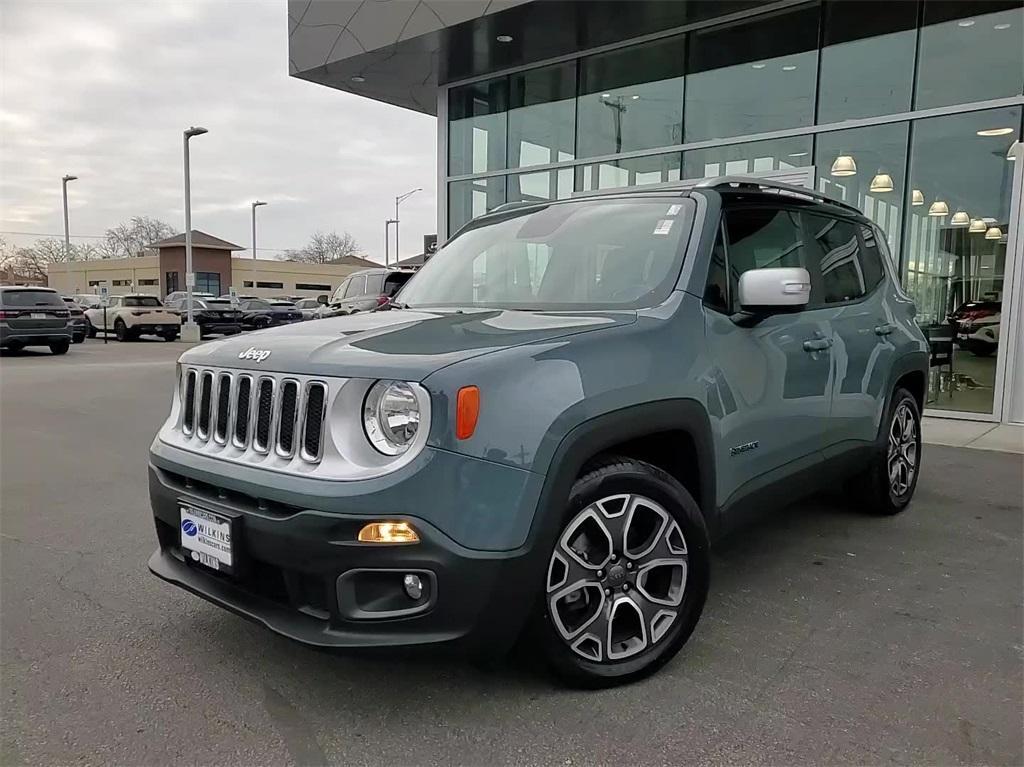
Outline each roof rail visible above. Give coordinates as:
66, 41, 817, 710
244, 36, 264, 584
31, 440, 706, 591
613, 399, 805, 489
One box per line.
694, 175, 862, 215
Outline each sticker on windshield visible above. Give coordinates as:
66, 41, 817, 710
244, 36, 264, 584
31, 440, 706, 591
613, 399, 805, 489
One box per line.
653, 219, 674, 236
666, 204, 682, 216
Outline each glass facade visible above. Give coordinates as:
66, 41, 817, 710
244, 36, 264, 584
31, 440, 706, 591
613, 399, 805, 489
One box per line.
445, 0, 1024, 416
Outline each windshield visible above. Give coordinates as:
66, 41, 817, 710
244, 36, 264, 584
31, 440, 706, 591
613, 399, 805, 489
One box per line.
2, 290, 65, 307
124, 296, 162, 307
398, 199, 693, 310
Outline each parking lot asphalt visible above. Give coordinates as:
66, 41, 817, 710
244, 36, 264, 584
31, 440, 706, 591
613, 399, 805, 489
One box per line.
1, 339, 1022, 766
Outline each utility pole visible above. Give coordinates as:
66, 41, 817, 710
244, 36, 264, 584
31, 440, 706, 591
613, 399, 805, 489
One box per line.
251, 200, 267, 260
394, 188, 422, 264
61, 175, 78, 261
182, 126, 208, 343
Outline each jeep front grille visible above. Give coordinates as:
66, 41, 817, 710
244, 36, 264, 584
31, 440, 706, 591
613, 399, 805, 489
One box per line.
178, 367, 328, 464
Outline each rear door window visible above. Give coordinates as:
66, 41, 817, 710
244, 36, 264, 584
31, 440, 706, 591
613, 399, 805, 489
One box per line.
344, 276, 366, 298
2, 290, 64, 307
364, 274, 384, 295
804, 213, 881, 304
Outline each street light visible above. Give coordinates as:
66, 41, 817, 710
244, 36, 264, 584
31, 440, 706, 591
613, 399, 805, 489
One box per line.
394, 187, 422, 265
251, 200, 267, 260
385, 219, 398, 266
61, 175, 78, 262
182, 125, 208, 343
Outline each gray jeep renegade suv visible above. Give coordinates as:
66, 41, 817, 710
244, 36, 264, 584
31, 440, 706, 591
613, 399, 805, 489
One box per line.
149, 177, 928, 687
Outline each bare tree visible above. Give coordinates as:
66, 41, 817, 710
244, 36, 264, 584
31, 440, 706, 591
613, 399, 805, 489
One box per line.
101, 216, 177, 259
281, 231, 361, 264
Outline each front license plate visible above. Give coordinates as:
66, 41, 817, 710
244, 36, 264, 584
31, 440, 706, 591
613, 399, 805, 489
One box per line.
180, 504, 234, 571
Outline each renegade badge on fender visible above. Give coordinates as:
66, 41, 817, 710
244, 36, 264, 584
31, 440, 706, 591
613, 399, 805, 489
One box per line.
148, 177, 928, 687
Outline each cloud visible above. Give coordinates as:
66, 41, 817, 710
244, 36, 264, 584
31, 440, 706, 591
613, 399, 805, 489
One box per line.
1, 0, 438, 261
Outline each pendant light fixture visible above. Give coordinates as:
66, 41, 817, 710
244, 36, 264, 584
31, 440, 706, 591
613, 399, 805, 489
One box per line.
869, 172, 894, 193
950, 211, 970, 227
969, 218, 987, 233
911, 189, 925, 206
830, 154, 857, 176
928, 200, 949, 217
985, 226, 1003, 240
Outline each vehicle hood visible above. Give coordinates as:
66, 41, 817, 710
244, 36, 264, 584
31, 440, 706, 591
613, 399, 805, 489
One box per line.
179, 307, 635, 380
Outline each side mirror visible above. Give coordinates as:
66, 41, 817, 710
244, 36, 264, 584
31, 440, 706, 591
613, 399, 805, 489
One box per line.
317, 295, 328, 305
737, 267, 810, 311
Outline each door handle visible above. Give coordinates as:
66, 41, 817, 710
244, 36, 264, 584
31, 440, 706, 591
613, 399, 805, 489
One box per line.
802, 337, 833, 352
874, 323, 895, 336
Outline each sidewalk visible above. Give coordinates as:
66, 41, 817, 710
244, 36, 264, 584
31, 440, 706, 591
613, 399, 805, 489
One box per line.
922, 417, 1024, 454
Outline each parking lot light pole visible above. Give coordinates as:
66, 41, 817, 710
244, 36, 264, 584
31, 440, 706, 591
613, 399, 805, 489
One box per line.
182, 126, 208, 343
394, 188, 421, 264
61, 175, 77, 262
385, 219, 397, 266
251, 200, 267, 260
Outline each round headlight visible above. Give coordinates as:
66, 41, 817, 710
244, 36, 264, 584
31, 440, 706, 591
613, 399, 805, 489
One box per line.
363, 380, 420, 456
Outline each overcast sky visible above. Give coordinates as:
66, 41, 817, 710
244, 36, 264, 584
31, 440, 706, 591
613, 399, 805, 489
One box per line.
1, 0, 438, 262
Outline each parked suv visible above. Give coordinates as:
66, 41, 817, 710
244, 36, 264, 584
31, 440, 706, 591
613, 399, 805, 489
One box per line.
148, 178, 928, 687
316, 268, 415, 317
0, 286, 73, 354
85, 294, 181, 341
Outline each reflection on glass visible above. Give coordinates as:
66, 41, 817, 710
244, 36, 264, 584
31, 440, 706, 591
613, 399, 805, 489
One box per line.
574, 152, 681, 192
682, 136, 812, 180
817, 0, 917, 123
903, 107, 1021, 414
814, 123, 909, 263
449, 177, 506, 234
507, 168, 574, 204
449, 78, 507, 175
916, 2, 1024, 109
685, 5, 819, 141
576, 36, 684, 158
508, 63, 576, 169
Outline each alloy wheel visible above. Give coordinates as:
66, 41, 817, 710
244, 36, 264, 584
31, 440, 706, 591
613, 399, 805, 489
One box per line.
888, 401, 918, 496
546, 494, 688, 663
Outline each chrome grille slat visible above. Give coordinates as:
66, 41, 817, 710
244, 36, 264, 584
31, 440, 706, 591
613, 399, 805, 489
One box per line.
178, 366, 328, 464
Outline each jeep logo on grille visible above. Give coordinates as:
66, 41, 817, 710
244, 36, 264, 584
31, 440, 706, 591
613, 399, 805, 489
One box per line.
238, 347, 272, 363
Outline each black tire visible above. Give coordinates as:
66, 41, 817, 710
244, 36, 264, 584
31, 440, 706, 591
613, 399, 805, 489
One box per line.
73, 333, 85, 344
162, 331, 178, 342
86, 322, 97, 339
49, 339, 70, 355
114, 319, 130, 342
856, 387, 922, 515
969, 343, 995, 357
536, 457, 710, 688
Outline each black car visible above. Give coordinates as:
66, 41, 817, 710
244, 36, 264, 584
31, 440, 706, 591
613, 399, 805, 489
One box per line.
166, 297, 242, 338
236, 298, 301, 328
61, 297, 88, 343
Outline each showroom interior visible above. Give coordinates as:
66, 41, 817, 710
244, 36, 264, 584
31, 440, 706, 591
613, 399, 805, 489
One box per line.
289, 0, 1024, 424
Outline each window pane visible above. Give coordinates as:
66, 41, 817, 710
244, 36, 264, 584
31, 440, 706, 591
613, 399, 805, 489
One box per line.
575, 152, 681, 192
902, 106, 1021, 414
817, 0, 917, 122
813, 122, 909, 263
448, 78, 507, 175
682, 136, 812, 179
508, 63, 576, 169
449, 177, 506, 234
685, 5, 819, 142
805, 214, 880, 304
724, 207, 812, 305
507, 168, 574, 204
576, 36, 684, 158
916, 1, 1024, 109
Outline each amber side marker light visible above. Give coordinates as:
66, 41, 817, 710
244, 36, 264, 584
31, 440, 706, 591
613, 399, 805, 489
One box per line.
456, 386, 481, 440
357, 521, 420, 544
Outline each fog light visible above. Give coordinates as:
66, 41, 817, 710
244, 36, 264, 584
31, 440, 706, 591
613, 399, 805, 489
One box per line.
357, 521, 419, 544
403, 574, 423, 600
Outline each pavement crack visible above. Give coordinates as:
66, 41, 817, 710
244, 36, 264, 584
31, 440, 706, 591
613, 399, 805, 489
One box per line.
262, 682, 328, 766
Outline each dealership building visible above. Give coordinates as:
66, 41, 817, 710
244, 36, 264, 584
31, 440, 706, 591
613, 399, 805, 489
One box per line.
288, 0, 1024, 426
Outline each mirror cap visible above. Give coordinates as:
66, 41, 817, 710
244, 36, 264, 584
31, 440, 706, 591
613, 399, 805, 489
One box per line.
738, 267, 811, 310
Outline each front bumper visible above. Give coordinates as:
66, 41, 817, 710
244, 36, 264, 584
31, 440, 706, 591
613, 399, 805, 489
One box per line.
147, 444, 546, 652
198, 321, 241, 335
